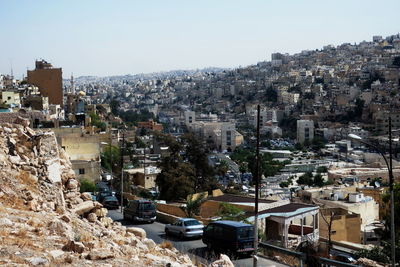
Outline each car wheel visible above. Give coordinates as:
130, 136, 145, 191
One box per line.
165, 229, 170, 236
179, 232, 184, 239
206, 242, 213, 250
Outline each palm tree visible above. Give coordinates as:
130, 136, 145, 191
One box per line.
183, 192, 207, 218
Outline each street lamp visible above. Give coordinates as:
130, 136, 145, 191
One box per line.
348, 133, 396, 266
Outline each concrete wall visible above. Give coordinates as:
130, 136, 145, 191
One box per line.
319, 212, 361, 243
73, 160, 101, 182
156, 203, 186, 218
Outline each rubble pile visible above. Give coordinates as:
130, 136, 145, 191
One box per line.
0, 121, 232, 266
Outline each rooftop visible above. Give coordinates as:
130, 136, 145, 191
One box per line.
208, 194, 275, 204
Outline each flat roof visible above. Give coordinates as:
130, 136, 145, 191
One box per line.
208, 194, 275, 204
211, 220, 252, 227
259, 203, 317, 215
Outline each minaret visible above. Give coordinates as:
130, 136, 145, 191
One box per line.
70, 73, 75, 94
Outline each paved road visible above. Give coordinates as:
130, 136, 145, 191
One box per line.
109, 210, 287, 267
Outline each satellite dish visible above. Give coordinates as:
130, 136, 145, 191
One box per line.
374, 181, 380, 188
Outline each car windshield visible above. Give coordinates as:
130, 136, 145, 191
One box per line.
237, 227, 254, 239
139, 202, 155, 211
184, 220, 201, 226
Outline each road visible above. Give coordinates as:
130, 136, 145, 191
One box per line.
109, 210, 287, 267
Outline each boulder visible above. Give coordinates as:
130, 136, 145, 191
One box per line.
94, 208, 108, 218
210, 254, 234, 267
126, 227, 146, 240
143, 238, 156, 250
87, 213, 97, 223
81, 192, 93, 201
72, 201, 95, 215
87, 249, 115, 260
100, 217, 113, 228
48, 250, 64, 259
28, 257, 48, 266
62, 240, 85, 253
66, 179, 79, 190
48, 219, 74, 239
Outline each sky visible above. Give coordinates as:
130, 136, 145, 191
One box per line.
1, 0, 399, 78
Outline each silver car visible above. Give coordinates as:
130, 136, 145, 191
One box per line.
165, 218, 204, 239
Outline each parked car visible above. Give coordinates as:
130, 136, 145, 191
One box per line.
331, 252, 357, 264
202, 220, 254, 256
165, 218, 204, 239
101, 195, 119, 210
123, 199, 156, 223
97, 190, 112, 203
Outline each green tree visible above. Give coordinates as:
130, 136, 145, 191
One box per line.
297, 172, 314, 186
110, 98, 120, 116
79, 178, 97, 193
156, 162, 196, 201
182, 133, 217, 192
183, 192, 207, 218
316, 166, 328, 173
313, 173, 324, 187
101, 145, 120, 174
217, 203, 247, 222
216, 160, 229, 176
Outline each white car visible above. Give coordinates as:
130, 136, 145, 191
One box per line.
165, 218, 204, 239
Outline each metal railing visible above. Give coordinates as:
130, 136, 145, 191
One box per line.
259, 242, 360, 267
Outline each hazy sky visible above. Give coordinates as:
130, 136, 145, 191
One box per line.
1, 0, 399, 78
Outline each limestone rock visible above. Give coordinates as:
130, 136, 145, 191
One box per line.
73, 201, 95, 215
81, 192, 93, 201
48, 219, 74, 239
66, 179, 79, 190
210, 254, 234, 267
94, 208, 108, 217
143, 238, 156, 250
87, 213, 97, 223
62, 240, 85, 253
48, 250, 64, 259
126, 227, 146, 239
87, 249, 115, 260
28, 257, 48, 266
100, 217, 113, 228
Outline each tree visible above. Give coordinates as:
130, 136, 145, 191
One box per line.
217, 203, 247, 222
216, 160, 229, 176
320, 209, 337, 256
183, 192, 207, 218
393, 56, 400, 68
182, 133, 217, 192
313, 173, 324, 187
110, 98, 120, 116
101, 145, 120, 174
297, 172, 314, 186
316, 166, 328, 173
79, 178, 97, 193
156, 162, 196, 201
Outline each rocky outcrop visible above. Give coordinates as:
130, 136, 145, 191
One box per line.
0, 123, 234, 267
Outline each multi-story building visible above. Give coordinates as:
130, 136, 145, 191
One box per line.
27, 60, 63, 105
297, 120, 314, 144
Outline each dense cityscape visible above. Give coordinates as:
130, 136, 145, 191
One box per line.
1, 32, 399, 266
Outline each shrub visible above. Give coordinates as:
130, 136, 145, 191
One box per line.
79, 178, 96, 193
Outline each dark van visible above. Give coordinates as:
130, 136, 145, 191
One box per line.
123, 199, 156, 223
202, 220, 254, 255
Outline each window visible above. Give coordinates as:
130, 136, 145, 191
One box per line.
79, 168, 85, 174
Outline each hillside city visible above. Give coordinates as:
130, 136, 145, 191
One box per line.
1, 33, 400, 267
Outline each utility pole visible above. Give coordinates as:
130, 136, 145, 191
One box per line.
109, 129, 113, 182
253, 105, 260, 267
389, 116, 396, 267
120, 132, 125, 212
